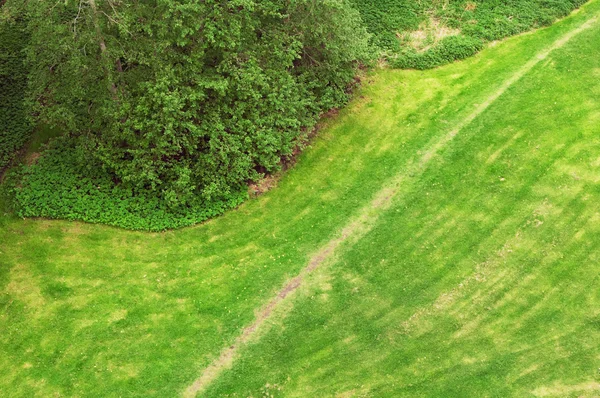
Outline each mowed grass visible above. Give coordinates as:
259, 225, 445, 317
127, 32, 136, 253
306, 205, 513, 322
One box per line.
2, 2, 600, 397
203, 3, 600, 397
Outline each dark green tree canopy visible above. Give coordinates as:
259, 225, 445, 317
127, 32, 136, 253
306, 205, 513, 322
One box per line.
8, 0, 371, 208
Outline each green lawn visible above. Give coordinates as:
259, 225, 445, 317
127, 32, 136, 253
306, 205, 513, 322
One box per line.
2, 1, 600, 397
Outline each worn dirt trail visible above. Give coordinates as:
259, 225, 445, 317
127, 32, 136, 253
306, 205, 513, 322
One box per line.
183, 14, 598, 398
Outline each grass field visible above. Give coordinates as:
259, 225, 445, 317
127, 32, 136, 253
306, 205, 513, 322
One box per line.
2, 1, 600, 397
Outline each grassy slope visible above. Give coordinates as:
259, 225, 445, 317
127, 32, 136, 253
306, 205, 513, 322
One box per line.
205, 2, 600, 397
0, 41, 472, 398
1, 2, 600, 398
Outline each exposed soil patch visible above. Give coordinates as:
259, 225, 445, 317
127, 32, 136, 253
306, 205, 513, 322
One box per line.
25, 152, 41, 166
248, 174, 280, 197
402, 16, 461, 52
465, 2, 477, 12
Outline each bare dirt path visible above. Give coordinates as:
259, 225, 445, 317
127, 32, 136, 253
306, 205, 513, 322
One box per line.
183, 14, 598, 398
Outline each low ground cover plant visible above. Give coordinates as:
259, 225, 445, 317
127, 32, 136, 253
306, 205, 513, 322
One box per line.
351, 0, 587, 69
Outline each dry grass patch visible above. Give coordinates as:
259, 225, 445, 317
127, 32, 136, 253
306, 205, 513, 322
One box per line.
401, 16, 461, 52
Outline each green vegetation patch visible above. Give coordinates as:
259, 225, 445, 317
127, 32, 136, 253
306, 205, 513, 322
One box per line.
0, 20, 30, 171
351, 0, 588, 69
2, 1, 587, 231
1, 0, 372, 231
2, 1, 600, 396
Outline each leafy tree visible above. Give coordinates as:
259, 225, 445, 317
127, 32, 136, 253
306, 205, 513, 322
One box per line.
7, 0, 371, 209
0, 12, 30, 171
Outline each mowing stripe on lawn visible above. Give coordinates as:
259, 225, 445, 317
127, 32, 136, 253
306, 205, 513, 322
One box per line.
182, 14, 598, 398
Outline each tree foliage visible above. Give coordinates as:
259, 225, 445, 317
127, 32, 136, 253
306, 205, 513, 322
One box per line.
9, 0, 371, 217
0, 17, 30, 171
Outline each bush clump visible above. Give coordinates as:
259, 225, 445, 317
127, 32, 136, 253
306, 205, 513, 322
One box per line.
351, 0, 588, 69
392, 35, 484, 70
3, 0, 372, 230
0, 20, 30, 171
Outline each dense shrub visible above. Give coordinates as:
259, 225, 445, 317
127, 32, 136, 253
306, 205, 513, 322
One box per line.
0, 20, 30, 171
351, 0, 587, 69
4, 0, 372, 230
